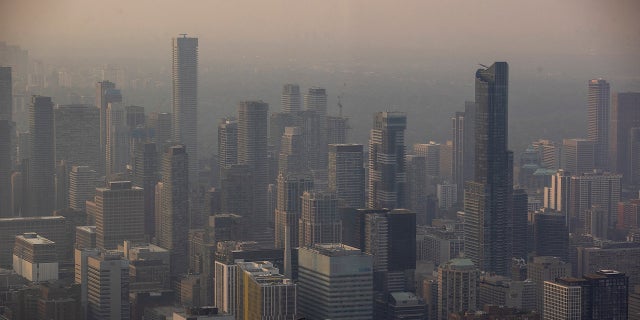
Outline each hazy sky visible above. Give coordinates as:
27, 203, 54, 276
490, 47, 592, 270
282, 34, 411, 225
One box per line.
2, 0, 639, 63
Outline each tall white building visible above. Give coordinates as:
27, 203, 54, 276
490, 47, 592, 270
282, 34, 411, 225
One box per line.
12, 233, 58, 282
172, 35, 198, 189
69, 166, 99, 211
543, 278, 584, 320
437, 258, 479, 320
297, 244, 373, 320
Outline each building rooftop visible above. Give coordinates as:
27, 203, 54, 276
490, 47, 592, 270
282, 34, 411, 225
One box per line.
16, 233, 55, 245
76, 225, 96, 233
308, 243, 362, 257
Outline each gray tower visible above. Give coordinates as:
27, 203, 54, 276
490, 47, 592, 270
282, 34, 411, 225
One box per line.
27, 96, 55, 216
588, 79, 610, 170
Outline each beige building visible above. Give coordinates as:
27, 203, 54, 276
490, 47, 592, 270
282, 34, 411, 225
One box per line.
12, 233, 58, 282
236, 261, 296, 320
437, 258, 479, 320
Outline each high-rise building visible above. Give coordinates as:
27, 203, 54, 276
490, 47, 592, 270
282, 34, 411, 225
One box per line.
279, 126, 306, 175
0, 119, 11, 217
297, 244, 374, 320
328, 144, 364, 208
527, 256, 571, 313
281, 84, 301, 113
532, 139, 562, 170
543, 170, 572, 223
477, 275, 536, 311
86, 251, 130, 320
148, 111, 172, 149
299, 191, 341, 248
156, 145, 189, 276
440, 140, 453, 181
0, 66, 11, 121
87, 181, 144, 250
172, 35, 198, 189
452, 102, 476, 199
237, 100, 270, 243
406, 155, 428, 221
105, 102, 129, 178
588, 79, 610, 170
512, 188, 528, 260
132, 142, 158, 238
617, 199, 640, 231
28, 95, 55, 216
0, 216, 69, 267
68, 166, 99, 211
562, 138, 595, 176
436, 182, 457, 210
569, 171, 621, 232
220, 164, 252, 220
274, 173, 313, 249
610, 92, 640, 183
96, 80, 122, 175
236, 261, 297, 320
532, 212, 569, 260
217, 117, 237, 179
437, 258, 479, 320
305, 87, 328, 115
544, 270, 628, 320
327, 115, 348, 144
12, 232, 58, 282
464, 62, 513, 276
54, 104, 100, 171
368, 112, 407, 209
577, 243, 640, 288
414, 142, 440, 181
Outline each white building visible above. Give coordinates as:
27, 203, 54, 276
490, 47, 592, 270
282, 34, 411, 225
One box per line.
12, 233, 58, 282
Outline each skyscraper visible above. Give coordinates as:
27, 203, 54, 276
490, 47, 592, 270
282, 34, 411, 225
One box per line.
148, 111, 172, 149
368, 112, 407, 209
156, 145, 189, 276
132, 142, 158, 238
236, 261, 297, 319
0, 66, 11, 121
54, 104, 100, 170
274, 173, 313, 249
86, 251, 130, 320
0, 120, 10, 216
464, 62, 513, 275
279, 126, 307, 175
96, 80, 122, 175
452, 102, 477, 199
172, 35, 198, 189
562, 138, 595, 176
87, 181, 144, 250
217, 117, 237, 179
588, 79, 610, 170
28, 96, 55, 216
610, 92, 640, 183
437, 258, 479, 320
299, 191, 341, 248
527, 256, 571, 314
281, 84, 301, 113
328, 144, 365, 208
569, 171, 621, 232
68, 166, 99, 212
327, 115, 349, 144
304, 87, 329, 170
237, 100, 270, 243
297, 244, 374, 319
105, 102, 129, 178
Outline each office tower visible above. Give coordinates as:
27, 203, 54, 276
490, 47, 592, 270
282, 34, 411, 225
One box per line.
610, 92, 640, 181
570, 171, 621, 232
436, 182, 457, 210
105, 102, 129, 178
299, 191, 341, 247
328, 144, 364, 208
27, 95, 55, 216
588, 79, 610, 169
415, 141, 440, 179
511, 188, 528, 259
630, 128, 640, 185
218, 117, 237, 179
0, 216, 69, 267
0, 120, 10, 216
54, 161, 69, 211
440, 140, 453, 181
12, 233, 58, 282
220, 164, 252, 218
86, 251, 130, 320
237, 101, 270, 242
132, 142, 158, 238
269, 112, 293, 159
281, 84, 301, 113
543, 169, 572, 223
437, 258, 479, 320
477, 275, 536, 311
87, 181, 144, 249
279, 126, 306, 175
297, 244, 374, 320
562, 138, 595, 175
54, 104, 100, 170
532, 139, 562, 170
236, 261, 297, 320
618, 199, 640, 230
452, 102, 476, 198
544, 270, 628, 320
464, 62, 513, 276
305, 87, 327, 115
368, 112, 407, 209
172, 35, 198, 188
208, 213, 244, 243
96, 81, 122, 175
68, 166, 99, 211
148, 111, 172, 148
125, 105, 145, 128
406, 155, 428, 222
305, 87, 328, 169
75, 226, 96, 249
416, 224, 464, 266
0, 66, 11, 120
384, 292, 428, 319
327, 115, 348, 144
527, 256, 571, 313
274, 173, 313, 249
156, 145, 189, 276
532, 212, 569, 260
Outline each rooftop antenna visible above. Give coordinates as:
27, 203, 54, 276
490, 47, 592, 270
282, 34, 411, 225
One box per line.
337, 82, 346, 117
180, 33, 188, 38
479, 63, 489, 69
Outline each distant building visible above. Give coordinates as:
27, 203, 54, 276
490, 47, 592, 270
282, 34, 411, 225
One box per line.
527, 256, 571, 314
274, 173, 313, 249
328, 144, 364, 208
27, 95, 55, 216
298, 191, 341, 248
12, 233, 58, 282
588, 79, 610, 170
235, 261, 296, 320
54, 104, 100, 171
437, 258, 479, 320
68, 166, 99, 212
86, 251, 130, 320
75, 225, 96, 250
385, 291, 428, 320
0, 216, 69, 267
610, 92, 640, 184
477, 275, 535, 311
561, 138, 595, 176
297, 244, 373, 320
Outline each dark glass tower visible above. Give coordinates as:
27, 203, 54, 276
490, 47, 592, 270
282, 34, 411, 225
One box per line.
464, 62, 513, 275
